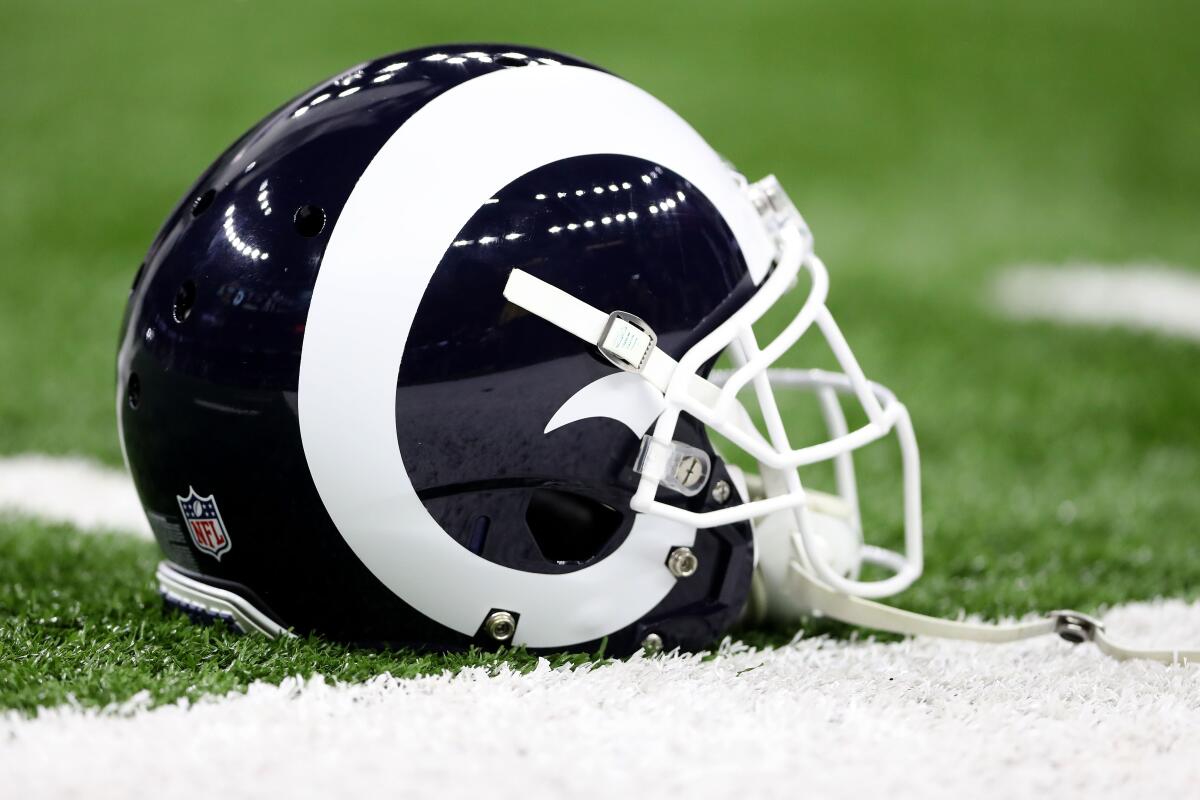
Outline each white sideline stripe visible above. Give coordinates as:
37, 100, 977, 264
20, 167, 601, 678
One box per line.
3, 600, 1200, 800
993, 264, 1200, 341
0, 455, 151, 538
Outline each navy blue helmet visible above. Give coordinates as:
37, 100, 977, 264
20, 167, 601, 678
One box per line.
121, 44, 1200, 665
119, 44, 932, 656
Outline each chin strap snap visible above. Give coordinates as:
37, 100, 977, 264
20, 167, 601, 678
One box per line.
790, 566, 1198, 664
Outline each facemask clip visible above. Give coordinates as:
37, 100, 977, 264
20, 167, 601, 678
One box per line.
747, 175, 810, 245
635, 437, 711, 497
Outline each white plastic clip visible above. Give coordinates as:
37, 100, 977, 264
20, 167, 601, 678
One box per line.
747, 175, 811, 245
635, 437, 711, 497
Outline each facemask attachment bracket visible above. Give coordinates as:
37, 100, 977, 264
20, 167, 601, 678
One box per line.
747, 175, 810, 245
635, 437, 711, 498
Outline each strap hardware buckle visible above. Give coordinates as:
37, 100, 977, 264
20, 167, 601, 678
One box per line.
1050, 610, 1104, 644
598, 310, 657, 373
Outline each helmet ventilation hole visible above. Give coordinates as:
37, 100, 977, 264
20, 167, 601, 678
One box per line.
494, 53, 530, 68
293, 205, 326, 237
173, 280, 196, 323
126, 373, 141, 410
191, 189, 216, 217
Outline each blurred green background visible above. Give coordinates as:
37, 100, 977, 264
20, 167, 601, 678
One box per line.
1, 0, 1199, 710
2, 0, 1198, 459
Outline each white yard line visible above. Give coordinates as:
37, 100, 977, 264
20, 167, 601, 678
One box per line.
0, 454, 151, 538
3, 599, 1199, 800
993, 263, 1200, 341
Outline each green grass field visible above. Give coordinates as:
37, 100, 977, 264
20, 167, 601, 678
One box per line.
2, 0, 1199, 714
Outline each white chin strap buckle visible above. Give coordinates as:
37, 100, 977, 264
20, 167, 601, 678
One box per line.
598, 310, 656, 373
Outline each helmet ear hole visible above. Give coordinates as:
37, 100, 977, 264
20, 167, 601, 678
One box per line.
526, 489, 622, 564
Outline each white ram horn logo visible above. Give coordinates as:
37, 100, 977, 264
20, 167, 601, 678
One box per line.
545, 372, 666, 437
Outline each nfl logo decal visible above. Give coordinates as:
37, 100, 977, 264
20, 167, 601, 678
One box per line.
176, 488, 232, 561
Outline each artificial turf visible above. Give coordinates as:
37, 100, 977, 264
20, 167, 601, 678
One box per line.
0, 520, 602, 714
1, 0, 1198, 713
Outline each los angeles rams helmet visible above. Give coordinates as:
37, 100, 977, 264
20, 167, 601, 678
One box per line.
118, 45, 1197, 663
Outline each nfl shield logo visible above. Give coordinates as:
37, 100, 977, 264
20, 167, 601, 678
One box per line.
176, 488, 232, 561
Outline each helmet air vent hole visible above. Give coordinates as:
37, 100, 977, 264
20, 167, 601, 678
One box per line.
494, 53, 529, 68
526, 489, 622, 564
293, 205, 326, 237
173, 280, 196, 323
127, 373, 141, 410
191, 189, 216, 217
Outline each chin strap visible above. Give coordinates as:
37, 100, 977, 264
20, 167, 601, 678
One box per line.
504, 268, 737, 411
504, 269, 677, 392
790, 566, 1199, 664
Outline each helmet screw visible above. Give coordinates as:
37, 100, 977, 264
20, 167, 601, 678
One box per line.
642, 633, 664, 654
666, 546, 699, 578
674, 455, 706, 490
711, 480, 731, 504
484, 610, 517, 642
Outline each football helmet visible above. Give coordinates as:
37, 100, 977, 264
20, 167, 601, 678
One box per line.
119, 45, 1195, 662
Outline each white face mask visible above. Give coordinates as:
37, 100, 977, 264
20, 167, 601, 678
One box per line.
505, 174, 1198, 666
